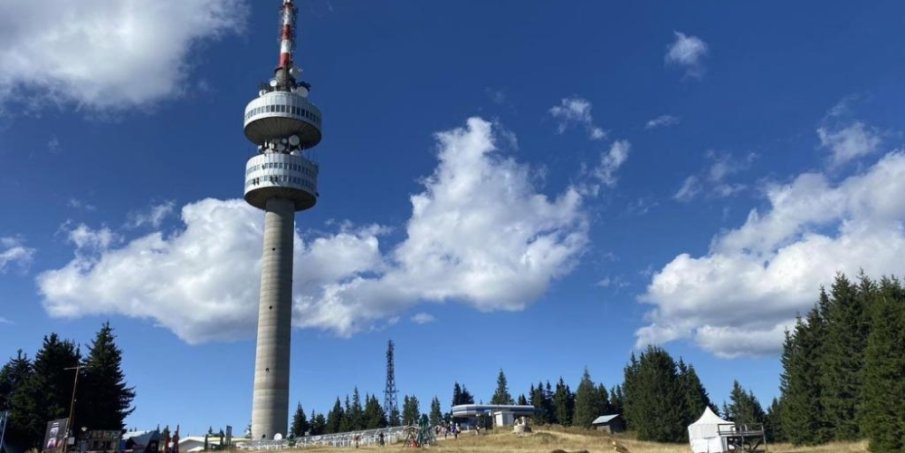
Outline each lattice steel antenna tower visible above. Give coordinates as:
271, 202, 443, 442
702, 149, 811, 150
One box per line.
384, 340, 399, 422
244, 0, 322, 440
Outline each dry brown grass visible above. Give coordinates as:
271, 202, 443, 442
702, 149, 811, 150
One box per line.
265, 428, 868, 453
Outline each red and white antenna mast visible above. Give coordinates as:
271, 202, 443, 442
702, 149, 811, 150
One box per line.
278, 0, 296, 70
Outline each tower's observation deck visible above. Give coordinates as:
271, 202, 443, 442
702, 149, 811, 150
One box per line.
243, 90, 322, 146
243, 88, 322, 211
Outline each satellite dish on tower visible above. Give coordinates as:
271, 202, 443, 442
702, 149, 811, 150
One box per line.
289, 67, 301, 78
288, 135, 300, 146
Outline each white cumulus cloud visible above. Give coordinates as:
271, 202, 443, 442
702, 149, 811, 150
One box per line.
549, 96, 606, 140
593, 140, 631, 187
674, 176, 701, 202
0, 0, 247, 110
410, 313, 435, 325
640, 150, 905, 358
665, 31, 709, 78
645, 115, 680, 130
817, 121, 881, 166
38, 117, 589, 342
127, 201, 176, 228
65, 224, 119, 252
0, 236, 36, 273
674, 151, 753, 202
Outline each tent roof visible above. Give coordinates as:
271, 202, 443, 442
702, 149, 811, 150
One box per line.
690, 407, 729, 426
591, 414, 621, 425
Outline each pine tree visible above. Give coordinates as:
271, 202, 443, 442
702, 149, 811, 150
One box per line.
622, 354, 639, 431
820, 274, 870, 440
596, 384, 610, 415
349, 388, 364, 431
609, 385, 624, 417
677, 359, 711, 427
310, 411, 327, 435
543, 381, 555, 424
552, 378, 573, 426
451, 382, 463, 406
0, 350, 31, 412
9, 334, 80, 448
622, 346, 686, 442
429, 397, 442, 426
402, 395, 420, 425
79, 322, 135, 430
529, 383, 547, 425
780, 305, 831, 445
490, 369, 513, 405
517, 394, 528, 406
363, 394, 387, 429
765, 398, 784, 442
339, 395, 353, 432
460, 386, 474, 405
726, 381, 765, 426
290, 402, 308, 437
572, 368, 599, 428
388, 407, 401, 427
862, 276, 905, 452
325, 398, 344, 433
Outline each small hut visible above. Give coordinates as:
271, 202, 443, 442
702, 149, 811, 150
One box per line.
590, 414, 625, 434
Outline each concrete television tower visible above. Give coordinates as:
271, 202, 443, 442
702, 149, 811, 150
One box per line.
243, 0, 322, 440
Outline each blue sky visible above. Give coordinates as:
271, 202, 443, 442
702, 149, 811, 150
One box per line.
3, 0, 905, 436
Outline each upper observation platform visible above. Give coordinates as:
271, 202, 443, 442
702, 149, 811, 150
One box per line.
244, 90, 322, 148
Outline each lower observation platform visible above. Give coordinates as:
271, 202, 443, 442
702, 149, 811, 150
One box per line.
244, 153, 319, 211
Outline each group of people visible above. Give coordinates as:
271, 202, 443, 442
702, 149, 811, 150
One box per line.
436, 422, 463, 439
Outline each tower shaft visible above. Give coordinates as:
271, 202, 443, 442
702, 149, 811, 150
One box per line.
251, 197, 296, 439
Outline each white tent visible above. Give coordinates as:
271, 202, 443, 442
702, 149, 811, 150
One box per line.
688, 407, 731, 453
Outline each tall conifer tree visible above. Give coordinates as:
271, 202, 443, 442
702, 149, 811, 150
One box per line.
429, 397, 442, 426
677, 359, 712, 427
363, 394, 387, 429
0, 351, 31, 412
552, 378, 573, 426
79, 322, 135, 430
325, 398, 344, 433
765, 398, 784, 442
726, 381, 765, 426
290, 402, 308, 437
529, 382, 547, 425
780, 304, 831, 445
622, 346, 686, 442
609, 385, 624, 417
490, 369, 513, 405
862, 276, 905, 452
572, 368, 599, 427
820, 274, 870, 440
9, 334, 80, 447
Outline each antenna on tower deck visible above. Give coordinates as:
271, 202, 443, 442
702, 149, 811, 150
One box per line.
275, 0, 299, 90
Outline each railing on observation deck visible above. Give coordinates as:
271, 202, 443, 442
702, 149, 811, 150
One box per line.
716, 423, 767, 453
